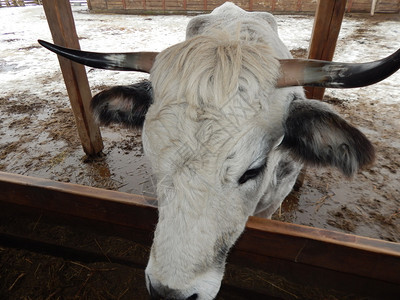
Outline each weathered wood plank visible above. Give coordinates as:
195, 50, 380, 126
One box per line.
42, 0, 104, 156
0, 172, 156, 232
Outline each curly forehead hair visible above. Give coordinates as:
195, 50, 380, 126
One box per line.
150, 28, 281, 110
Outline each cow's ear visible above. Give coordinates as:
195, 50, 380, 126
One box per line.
91, 80, 153, 129
280, 99, 375, 176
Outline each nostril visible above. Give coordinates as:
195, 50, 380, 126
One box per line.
147, 275, 198, 300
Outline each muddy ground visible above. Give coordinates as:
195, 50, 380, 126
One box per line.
0, 7, 399, 300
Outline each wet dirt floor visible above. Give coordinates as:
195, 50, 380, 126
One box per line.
0, 6, 399, 300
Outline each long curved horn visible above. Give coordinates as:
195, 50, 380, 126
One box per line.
277, 48, 400, 88
38, 40, 158, 73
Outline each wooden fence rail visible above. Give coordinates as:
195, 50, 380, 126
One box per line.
86, 0, 400, 14
0, 0, 41, 6
0, 0, 87, 7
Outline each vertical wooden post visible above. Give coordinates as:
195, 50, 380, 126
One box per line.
42, 0, 103, 156
371, 0, 378, 16
271, 0, 276, 12
305, 0, 347, 100
295, 0, 347, 190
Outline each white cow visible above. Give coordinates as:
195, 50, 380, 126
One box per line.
40, 3, 400, 299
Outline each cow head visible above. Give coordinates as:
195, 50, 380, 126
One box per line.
39, 3, 400, 299
143, 32, 287, 299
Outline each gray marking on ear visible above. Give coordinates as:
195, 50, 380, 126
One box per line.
281, 99, 375, 176
91, 80, 153, 128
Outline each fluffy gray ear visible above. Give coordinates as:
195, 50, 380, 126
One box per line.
90, 80, 153, 129
281, 99, 375, 177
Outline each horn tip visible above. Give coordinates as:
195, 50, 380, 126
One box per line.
38, 39, 51, 49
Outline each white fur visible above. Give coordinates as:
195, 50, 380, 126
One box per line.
143, 3, 304, 299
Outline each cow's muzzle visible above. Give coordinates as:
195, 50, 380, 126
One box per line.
147, 275, 199, 300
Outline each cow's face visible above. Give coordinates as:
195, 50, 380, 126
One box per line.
143, 118, 285, 299
142, 33, 285, 299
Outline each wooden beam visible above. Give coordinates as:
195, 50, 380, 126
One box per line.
42, 0, 103, 156
347, 0, 354, 13
305, 0, 347, 100
0, 171, 399, 297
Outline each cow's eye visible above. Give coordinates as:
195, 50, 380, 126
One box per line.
238, 165, 265, 185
